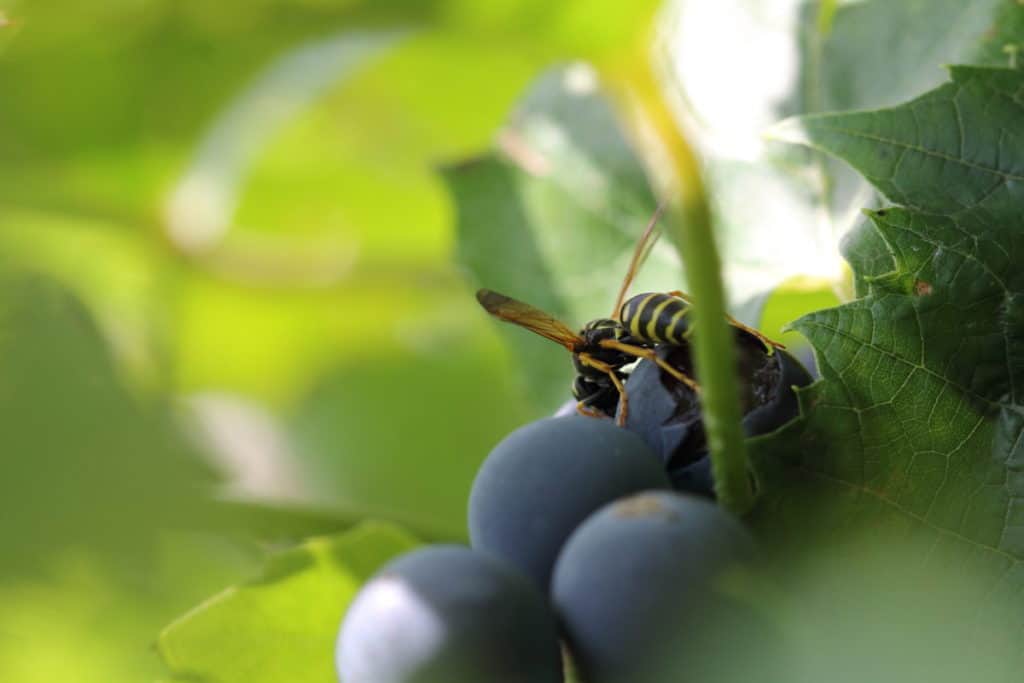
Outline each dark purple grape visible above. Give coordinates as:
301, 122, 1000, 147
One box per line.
468, 415, 670, 592
337, 545, 563, 683
551, 491, 757, 683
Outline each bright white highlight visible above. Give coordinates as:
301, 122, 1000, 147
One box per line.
671, 0, 801, 160
337, 577, 445, 683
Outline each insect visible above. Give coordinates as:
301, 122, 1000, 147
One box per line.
618, 289, 782, 353
476, 203, 782, 424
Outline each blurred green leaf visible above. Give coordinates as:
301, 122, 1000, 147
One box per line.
758, 275, 841, 352
159, 522, 418, 683
0, 0, 448, 218
761, 531, 1019, 683
0, 535, 259, 683
289, 335, 530, 540
795, 0, 1004, 114
0, 209, 167, 385
755, 66, 1024, 663
971, 0, 1024, 67
446, 65, 681, 412
0, 272, 214, 575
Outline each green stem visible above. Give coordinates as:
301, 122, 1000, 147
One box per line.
605, 56, 755, 515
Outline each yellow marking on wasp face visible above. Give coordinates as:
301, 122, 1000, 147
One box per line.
628, 293, 658, 338
665, 306, 688, 344
646, 296, 674, 340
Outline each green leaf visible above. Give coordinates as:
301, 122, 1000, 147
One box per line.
773, 62, 1024, 294
0, 536, 259, 683
288, 336, 530, 540
790, 0, 1007, 227
445, 65, 681, 412
971, 0, 1024, 68
776, 66, 1024, 216
795, 0, 1005, 115
749, 275, 842, 356
670, 0, 1011, 300
756, 66, 1024, 661
0, 272, 215, 576
159, 522, 419, 683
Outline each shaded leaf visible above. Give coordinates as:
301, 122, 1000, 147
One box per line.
970, 0, 1024, 68
0, 272, 214, 576
774, 66, 1024, 216
288, 337, 529, 540
755, 66, 1024, 666
0, 536, 258, 683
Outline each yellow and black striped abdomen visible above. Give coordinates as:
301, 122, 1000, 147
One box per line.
620, 292, 691, 345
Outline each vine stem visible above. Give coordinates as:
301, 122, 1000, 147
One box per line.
602, 50, 755, 516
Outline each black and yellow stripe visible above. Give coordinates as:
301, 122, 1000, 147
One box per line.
619, 292, 692, 345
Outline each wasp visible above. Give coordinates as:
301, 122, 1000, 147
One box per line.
476, 204, 781, 424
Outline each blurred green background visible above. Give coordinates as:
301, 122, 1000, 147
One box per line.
0, 2, 556, 680
3, 0, 1019, 680
2, 0, 692, 678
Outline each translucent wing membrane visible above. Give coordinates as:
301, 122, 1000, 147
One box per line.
476, 289, 584, 351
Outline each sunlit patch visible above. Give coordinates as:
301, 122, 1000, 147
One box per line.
563, 62, 598, 95
165, 172, 233, 253
669, 0, 801, 161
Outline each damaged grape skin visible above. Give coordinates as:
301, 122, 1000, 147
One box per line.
617, 330, 813, 496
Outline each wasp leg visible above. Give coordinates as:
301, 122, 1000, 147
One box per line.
725, 315, 786, 351
576, 353, 630, 426
576, 402, 608, 419
597, 338, 701, 393
665, 290, 784, 351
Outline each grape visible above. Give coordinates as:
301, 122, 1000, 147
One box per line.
742, 345, 812, 436
551, 491, 756, 683
336, 545, 563, 683
620, 333, 813, 496
468, 415, 670, 592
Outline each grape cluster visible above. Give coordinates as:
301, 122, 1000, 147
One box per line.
336, 340, 808, 682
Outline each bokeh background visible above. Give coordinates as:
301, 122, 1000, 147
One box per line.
2, 0, 1018, 681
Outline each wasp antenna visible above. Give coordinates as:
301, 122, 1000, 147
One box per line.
611, 199, 668, 319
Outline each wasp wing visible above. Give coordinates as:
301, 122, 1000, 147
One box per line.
476, 289, 582, 351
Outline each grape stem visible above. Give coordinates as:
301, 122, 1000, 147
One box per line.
602, 46, 756, 516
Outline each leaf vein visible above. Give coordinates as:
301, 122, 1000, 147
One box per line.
811, 124, 1024, 184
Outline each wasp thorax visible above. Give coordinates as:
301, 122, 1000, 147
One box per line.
580, 318, 625, 345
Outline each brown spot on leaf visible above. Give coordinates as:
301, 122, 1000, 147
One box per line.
914, 280, 933, 296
